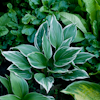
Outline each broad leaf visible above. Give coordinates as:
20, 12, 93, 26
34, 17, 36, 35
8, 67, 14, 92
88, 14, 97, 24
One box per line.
11, 44, 39, 57
0, 13, 11, 26
27, 52, 47, 69
54, 47, 81, 67
42, 33, 52, 60
30, 0, 40, 5
83, 0, 97, 26
74, 52, 94, 64
23, 92, 55, 100
73, 30, 85, 43
60, 12, 87, 34
48, 65, 71, 73
49, 15, 63, 49
22, 25, 35, 35
59, 69, 89, 81
63, 24, 77, 42
0, 76, 12, 93
34, 21, 49, 51
0, 95, 21, 100
2, 51, 31, 70
34, 73, 54, 93
10, 72, 29, 98
0, 26, 9, 36
8, 64, 32, 80
61, 81, 100, 100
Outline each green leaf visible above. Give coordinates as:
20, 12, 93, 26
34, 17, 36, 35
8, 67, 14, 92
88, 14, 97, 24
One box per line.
93, 20, 98, 37
59, 69, 89, 81
27, 30, 36, 43
83, 0, 97, 26
2, 51, 31, 70
0, 13, 11, 26
95, 63, 100, 71
23, 92, 54, 100
54, 47, 81, 67
34, 73, 54, 93
22, 25, 35, 35
60, 38, 72, 47
11, 44, 39, 57
7, 3, 13, 9
30, 0, 40, 5
42, 33, 52, 60
0, 95, 21, 100
22, 14, 36, 24
95, 0, 100, 5
40, 6, 49, 13
49, 15, 63, 49
8, 64, 32, 80
10, 72, 29, 98
34, 21, 49, 51
74, 52, 94, 64
63, 24, 77, 42
60, 12, 87, 34
48, 65, 71, 73
7, 21, 18, 29
61, 81, 100, 100
27, 52, 47, 69
0, 26, 9, 36
42, 0, 55, 6
73, 30, 85, 43
0, 76, 12, 93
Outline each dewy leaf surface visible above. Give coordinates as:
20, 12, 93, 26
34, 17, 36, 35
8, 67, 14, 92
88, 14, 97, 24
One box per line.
60, 12, 87, 34
34, 73, 54, 93
61, 81, 100, 100
49, 15, 63, 49
2, 51, 31, 70
27, 52, 47, 69
10, 72, 29, 98
42, 33, 52, 60
11, 44, 39, 57
54, 47, 81, 67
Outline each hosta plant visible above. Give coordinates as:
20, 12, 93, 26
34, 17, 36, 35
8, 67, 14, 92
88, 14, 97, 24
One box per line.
0, 72, 54, 100
61, 81, 100, 100
1, 15, 94, 93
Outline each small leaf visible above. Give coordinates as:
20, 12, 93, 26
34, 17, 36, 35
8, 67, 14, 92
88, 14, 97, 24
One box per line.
49, 15, 63, 49
30, 0, 40, 5
23, 92, 55, 100
42, 33, 52, 60
74, 52, 94, 64
0, 76, 12, 93
11, 44, 39, 57
0, 26, 9, 36
60, 12, 87, 34
0, 95, 21, 100
27, 52, 47, 69
22, 25, 35, 35
60, 38, 72, 47
10, 72, 29, 98
34, 21, 49, 51
59, 69, 89, 81
54, 47, 81, 67
22, 14, 36, 24
73, 30, 85, 43
8, 64, 32, 80
61, 81, 100, 100
63, 24, 77, 42
34, 73, 54, 93
2, 51, 31, 70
